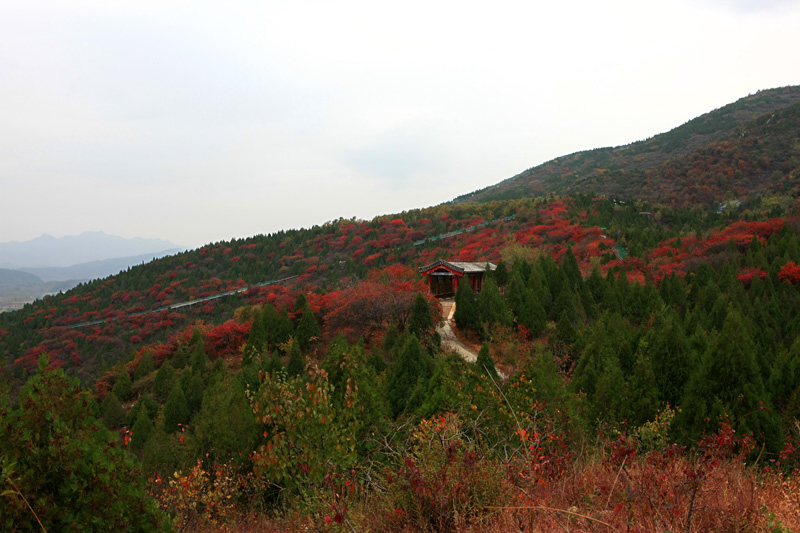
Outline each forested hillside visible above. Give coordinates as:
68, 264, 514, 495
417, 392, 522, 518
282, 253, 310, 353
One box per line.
2, 89, 800, 530
455, 85, 800, 206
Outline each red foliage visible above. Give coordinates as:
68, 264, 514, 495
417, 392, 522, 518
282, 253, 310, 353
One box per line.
779, 261, 800, 284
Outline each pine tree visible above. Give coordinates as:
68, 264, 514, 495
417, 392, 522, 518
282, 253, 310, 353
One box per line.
130, 405, 154, 451
113, 370, 133, 402
454, 280, 481, 335
152, 359, 176, 403
407, 292, 435, 339
475, 342, 499, 381
172, 342, 188, 369
164, 382, 190, 433
385, 335, 431, 417
296, 304, 321, 350
243, 308, 265, 367
100, 391, 125, 429
678, 307, 781, 452
134, 350, 155, 381
286, 339, 305, 378
191, 338, 208, 376
478, 278, 512, 335
180, 370, 205, 417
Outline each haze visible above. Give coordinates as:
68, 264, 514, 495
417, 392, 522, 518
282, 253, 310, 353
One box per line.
2, 0, 798, 248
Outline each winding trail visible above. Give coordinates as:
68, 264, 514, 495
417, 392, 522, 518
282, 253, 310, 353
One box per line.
436, 298, 478, 363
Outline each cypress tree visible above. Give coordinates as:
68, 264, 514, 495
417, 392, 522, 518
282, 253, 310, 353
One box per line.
130, 405, 154, 451
134, 350, 155, 381
164, 382, 190, 433
172, 342, 188, 369
478, 278, 512, 335
385, 335, 431, 417
475, 342, 499, 381
243, 308, 265, 367
180, 370, 205, 417
113, 370, 133, 402
296, 304, 321, 350
152, 359, 176, 403
100, 392, 125, 429
678, 307, 781, 451
286, 340, 305, 378
454, 280, 481, 335
191, 339, 208, 376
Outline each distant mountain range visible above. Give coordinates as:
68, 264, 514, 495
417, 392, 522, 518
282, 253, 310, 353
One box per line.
0, 231, 180, 269
454, 85, 800, 206
0, 232, 182, 311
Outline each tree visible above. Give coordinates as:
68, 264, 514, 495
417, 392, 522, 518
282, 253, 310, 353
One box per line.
243, 308, 265, 367
407, 292, 435, 338
385, 335, 432, 417
454, 280, 481, 335
134, 349, 155, 381
0, 355, 168, 531
152, 359, 176, 403
113, 369, 133, 402
295, 304, 320, 351
130, 405, 154, 451
477, 278, 512, 336
286, 339, 305, 378
164, 381, 190, 433
475, 342, 499, 381
180, 369, 205, 417
678, 307, 781, 452
100, 391, 125, 429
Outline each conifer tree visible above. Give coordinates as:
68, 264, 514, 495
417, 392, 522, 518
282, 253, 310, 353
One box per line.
272, 305, 295, 350
191, 338, 208, 376
475, 342, 499, 381
164, 382, 190, 433
134, 350, 155, 381
518, 291, 547, 337
243, 308, 265, 367
454, 280, 481, 335
678, 307, 781, 451
296, 304, 320, 350
180, 370, 205, 416
263, 348, 284, 377
407, 292, 435, 339
385, 335, 431, 417
172, 342, 188, 369
100, 391, 125, 429
286, 339, 305, 378
130, 405, 154, 451
113, 370, 133, 402
478, 278, 512, 336
152, 359, 176, 403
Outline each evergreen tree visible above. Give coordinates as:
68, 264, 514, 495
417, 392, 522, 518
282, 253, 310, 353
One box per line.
100, 391, 125, 429
385, 335, 431, 417
113, 370, 133, 402
180, 370, 205, 417
478, 278, 512, 336
475, 342, 499, 381
134, 350, 155, 381
271, 305, 295, 351
172, 342, 188, 369
286, 339, 305, 378
518, 291, 547, 338
407, 292, 435, 339
678, 307, 782, 452
454, 280, 481, 335
243, 308, 265, 367
645, 309, 697, 407
130, 405, 154, 451
152, 359, 176, 403
164, 382, 190, 433
296, 304, 321, 350
263, 348, 284, 377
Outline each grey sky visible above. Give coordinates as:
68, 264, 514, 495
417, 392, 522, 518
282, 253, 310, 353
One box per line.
1, 0, 799, 248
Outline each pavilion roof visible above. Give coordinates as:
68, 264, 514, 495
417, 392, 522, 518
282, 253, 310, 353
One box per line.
418, 260, 497, 275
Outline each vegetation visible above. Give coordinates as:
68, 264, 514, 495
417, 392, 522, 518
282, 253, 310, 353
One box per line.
2, 88, 800, 530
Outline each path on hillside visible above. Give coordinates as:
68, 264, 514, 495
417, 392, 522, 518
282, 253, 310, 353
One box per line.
436, 299, 478, 363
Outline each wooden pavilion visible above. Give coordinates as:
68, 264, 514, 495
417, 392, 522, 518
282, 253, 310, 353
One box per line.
418, 260, 497, 298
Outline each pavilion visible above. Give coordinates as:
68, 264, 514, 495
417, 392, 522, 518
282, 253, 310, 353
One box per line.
418, 260, 497, 298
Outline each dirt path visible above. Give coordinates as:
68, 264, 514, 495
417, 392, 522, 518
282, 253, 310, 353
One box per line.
436, 299, 478, 363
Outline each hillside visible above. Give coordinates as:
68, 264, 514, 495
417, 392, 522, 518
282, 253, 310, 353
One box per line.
454, 85, 800, 205
0, 268, 41, 288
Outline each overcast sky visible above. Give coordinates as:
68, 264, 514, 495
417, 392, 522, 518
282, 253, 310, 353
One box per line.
1, 0, 799, 249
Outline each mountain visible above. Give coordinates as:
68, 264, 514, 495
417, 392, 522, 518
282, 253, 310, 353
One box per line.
0, 231, 180, 269
0, 268, 42, 288
453, 85, 800, 206
19, 249, 183, 282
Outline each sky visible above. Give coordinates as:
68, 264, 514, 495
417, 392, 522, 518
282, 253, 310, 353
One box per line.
1, 0, 799, 249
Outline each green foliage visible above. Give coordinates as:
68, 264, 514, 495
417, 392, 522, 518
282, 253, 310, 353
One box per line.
295, 304, 320, 351
385, 335, 432, 417
113, 369, 133, 402
134, 349, 155, 381
0, 356, 169, 531
152, 358, 176, 403
130, 404, 154, 451
193, 364, 257, 467
454, 281, 481, 335
286, 339, 305, 378
251, 365, 361, 499
243, 308, 265, 367
407, 292, 435, 338
180, 369, 205, 417
100, 391, 125, 429
475, 342, 499, 381
477, 278, 512, 336
164, 381, 190, 433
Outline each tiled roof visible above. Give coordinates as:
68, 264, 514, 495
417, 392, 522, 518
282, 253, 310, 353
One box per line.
418, 260, 497, 274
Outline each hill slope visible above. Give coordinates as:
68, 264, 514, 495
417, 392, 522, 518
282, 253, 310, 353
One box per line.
454, 85, 800, 205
